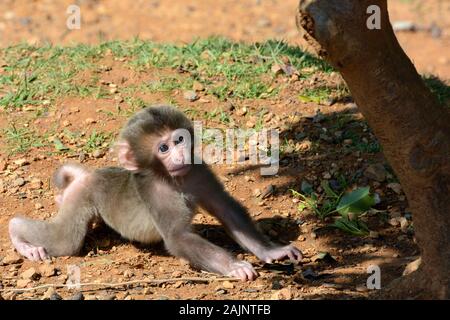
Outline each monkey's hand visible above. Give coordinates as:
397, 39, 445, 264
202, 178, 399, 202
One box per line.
227, 260, 258, 281
258, 244, 303, 264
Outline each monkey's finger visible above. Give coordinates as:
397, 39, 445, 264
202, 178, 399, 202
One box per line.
37, 247, 49, 260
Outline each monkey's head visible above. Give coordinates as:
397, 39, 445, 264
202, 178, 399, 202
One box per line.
118, 105, 194, 177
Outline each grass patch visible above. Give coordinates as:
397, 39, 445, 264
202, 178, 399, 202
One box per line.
0, 37, 331, 109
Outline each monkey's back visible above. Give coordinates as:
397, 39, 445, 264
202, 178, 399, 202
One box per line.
91, 167, 162, 244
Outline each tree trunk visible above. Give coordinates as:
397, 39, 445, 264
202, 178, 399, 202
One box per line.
296, 0, 449, 299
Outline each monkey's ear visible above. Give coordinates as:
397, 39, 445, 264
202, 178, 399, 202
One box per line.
117, 141, 139, 171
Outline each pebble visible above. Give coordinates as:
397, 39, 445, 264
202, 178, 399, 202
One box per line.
399, 217, 409, 232
14, 159, 29, 166
70, 292, 84, 300
271, 287, 292, 300
34, 203, 44, 210
369, 231, 379, 239
261, 184, 275, 199
322, 172, 332, 179
29, 178, 43, 190
183, 90, 198, 102
364, 164, 386, 182
12, 178, 26, 187
50, 292, 63, 300
21, 267, 40, 280
92, 149, 104, 158
387, 183, 402, 194
235, 107, 247, 117
356, 285, 369, 292
253, 188, 262, 198
85, 118, 96, 124
192, 81, 204, 91
16, 279, 31, 288
343, 139, 353, 145
1, 252, 23, 265
42, 287, 56, 300
39, 264, 56, 277
222, 281, 234, 289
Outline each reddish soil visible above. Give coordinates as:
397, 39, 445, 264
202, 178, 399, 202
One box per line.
0, 0, 448, 300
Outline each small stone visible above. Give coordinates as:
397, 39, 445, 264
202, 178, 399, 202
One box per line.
271, 63, 283, 75
244, 176, 254, 182
322, 172, 332, 179
12, 178, 26, 187
34, 203, 44, 210
2, 252, 23, 265
16, 279, 31, 288
69, 107, 80, 113
298, 235, 306, 241
364, 164, 386, 182
403, 257, 421, 276
222, 281, 234, 289
63, 120, 71, 127
253, 188, 262, 198
70, 292, 84, 300
310, 232, 317, 239
50, 292, 63, 300
123, 270, 134, 278
343, 139, 353, 145
271, 287, 292, 300
14, 159, 29, 166
192, 81, 204, 92
387, 183, 402, 194
235, 107, 247, 117
29, 178, 43, 190
369, 231, 379, 239
39, 264, 56, 277
21, 267, 40, 280
85, 118, 96, 124
42, 287, 56, 300
92, 149, 104, 158
109, 88, 118, 94
389, 218, 400, 227
261, 185, 275, 199
245, 120, 255, 128
183, 90, 198, 102
399, 217, 409, 232
356, 285, 369, 292
393, 253, 400, 258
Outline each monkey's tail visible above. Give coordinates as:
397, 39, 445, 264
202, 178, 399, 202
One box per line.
53, 163, 90, 190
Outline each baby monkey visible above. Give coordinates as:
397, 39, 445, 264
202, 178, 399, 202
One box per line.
9, 105, 302, 280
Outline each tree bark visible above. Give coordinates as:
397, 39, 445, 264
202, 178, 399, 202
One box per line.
296, 0, 449, 299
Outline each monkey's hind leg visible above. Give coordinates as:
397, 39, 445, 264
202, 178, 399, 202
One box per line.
9, 163, 96, 261
9, 205, 96, 261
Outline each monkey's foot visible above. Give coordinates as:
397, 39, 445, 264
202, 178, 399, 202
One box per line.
259, 245, 303, 264
227, 261, 258, 281
11, 239, 49, 261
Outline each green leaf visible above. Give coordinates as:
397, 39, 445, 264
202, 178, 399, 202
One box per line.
321, 180, 339, 199
336, 187, 375, 217
331, 217, 369, 236
53, 138, 69, 151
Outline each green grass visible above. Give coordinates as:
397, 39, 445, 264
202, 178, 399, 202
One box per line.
3, 124, 46, 154
0, 37, 331, 110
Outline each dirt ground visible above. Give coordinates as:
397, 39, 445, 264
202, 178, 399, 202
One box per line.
0, 0, 448, 300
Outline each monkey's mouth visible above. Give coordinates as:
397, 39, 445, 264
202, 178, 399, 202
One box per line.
168, 165, 191, 176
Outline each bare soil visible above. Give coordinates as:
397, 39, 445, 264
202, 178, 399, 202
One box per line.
0, 0, 448, 300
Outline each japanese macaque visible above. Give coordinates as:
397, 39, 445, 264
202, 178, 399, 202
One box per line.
9, 105, 302, 280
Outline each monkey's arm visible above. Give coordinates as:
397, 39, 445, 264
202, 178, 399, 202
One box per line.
143, 180, 257, 280
185, 166, 302, 263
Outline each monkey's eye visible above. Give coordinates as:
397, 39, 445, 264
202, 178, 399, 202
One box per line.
174, 135, 184, 145
158, 143, 169, 153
